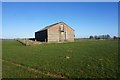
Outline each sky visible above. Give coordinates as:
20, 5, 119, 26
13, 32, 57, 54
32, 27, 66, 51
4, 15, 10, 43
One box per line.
2, 2, 118, 38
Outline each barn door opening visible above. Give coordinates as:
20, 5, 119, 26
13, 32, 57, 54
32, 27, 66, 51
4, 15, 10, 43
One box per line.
65, 32, 66, 41
59, 24, 65, 42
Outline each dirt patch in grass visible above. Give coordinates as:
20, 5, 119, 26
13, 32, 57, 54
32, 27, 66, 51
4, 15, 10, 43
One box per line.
2, 59, 66, 78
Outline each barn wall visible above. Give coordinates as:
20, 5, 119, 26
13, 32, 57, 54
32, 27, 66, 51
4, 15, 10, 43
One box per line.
48, 23, 74, 42
35, 30, 47, 42
48, 24, 60, 42
64, 24, 74, 42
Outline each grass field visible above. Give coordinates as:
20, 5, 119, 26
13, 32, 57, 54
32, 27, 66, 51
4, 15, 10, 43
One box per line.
2, 39, 118, 78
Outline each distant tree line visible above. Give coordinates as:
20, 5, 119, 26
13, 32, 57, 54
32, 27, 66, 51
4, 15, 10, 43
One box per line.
113, 36, 120, 40
1, 38, 16, 40
89, 35, 120, 40
89, 34, 111, 39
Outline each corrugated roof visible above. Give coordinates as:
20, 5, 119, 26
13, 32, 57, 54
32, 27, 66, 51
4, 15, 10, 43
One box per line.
35, 22, 74, 32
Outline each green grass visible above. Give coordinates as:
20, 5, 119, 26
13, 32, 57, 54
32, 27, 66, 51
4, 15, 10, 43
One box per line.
2, 39, 118, 78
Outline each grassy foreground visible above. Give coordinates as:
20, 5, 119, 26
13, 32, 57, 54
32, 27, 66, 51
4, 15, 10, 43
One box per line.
2, 39, 118, 78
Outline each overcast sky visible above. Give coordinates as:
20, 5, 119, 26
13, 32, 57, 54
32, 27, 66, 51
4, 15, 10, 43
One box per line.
2, 2, 118, 38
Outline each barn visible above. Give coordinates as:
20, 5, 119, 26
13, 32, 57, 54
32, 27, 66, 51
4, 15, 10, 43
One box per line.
35, 22, 75, 42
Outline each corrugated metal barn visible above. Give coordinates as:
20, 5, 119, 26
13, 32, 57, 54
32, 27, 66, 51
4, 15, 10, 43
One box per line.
35, 22, 75, 42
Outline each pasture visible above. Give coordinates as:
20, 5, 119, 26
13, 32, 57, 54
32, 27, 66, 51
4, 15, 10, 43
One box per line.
2, 39, 118, 78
